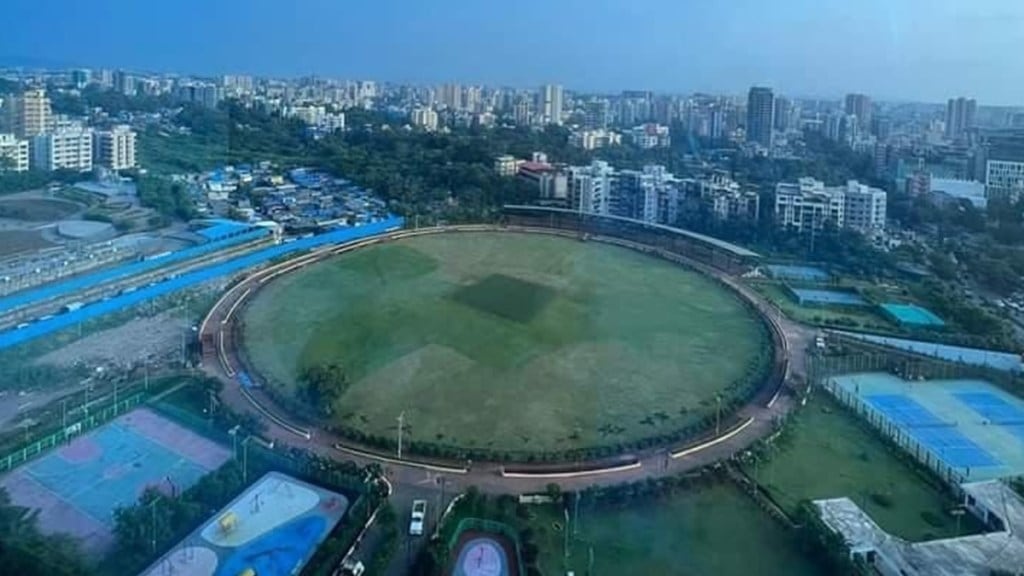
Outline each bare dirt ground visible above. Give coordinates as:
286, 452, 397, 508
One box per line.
35, 309, 187, 369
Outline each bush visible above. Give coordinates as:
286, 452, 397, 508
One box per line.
869, 492, 893, 508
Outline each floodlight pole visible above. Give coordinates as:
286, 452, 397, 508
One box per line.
715, 394, 722, 436
396, 411, 405, 460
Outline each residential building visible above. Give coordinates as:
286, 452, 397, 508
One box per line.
626, 123, 671, 149
493, 155, 523, 177
513, 99, 532, 126
774, 177, 886, 235
540, 84, 563, 125
774, 178, 844, 233
746, 86, 774, 148
583, 99, 610, 129
31, 124, 93, 171
612, 165, 677, 223
946, 97, 977, 140
93, 125, 137, 170
0, 133, 29, 172
842, 180, 887, 235
410, 107, 439, 131
439, 84, 463, 110
569, 129, 621, 150
568, 160, 615, 214
985, 159, 1024, 202
683, 172, 760, 222
844, 93, 872, 131
174, 82, 223, 108
6, 89, 52, 138
517, 160, 568, 204
773, 96, 792, 131
113, 70, 135, 96
71, 69, 90, 88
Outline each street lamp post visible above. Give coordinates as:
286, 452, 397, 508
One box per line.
396, 411, 405, 460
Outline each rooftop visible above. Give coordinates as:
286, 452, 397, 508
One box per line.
815, 480, 1024, 576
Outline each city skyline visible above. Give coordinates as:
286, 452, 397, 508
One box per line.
3, 0, 1024, 105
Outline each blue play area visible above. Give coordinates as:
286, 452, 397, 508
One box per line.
864, 393, 999, 469
215, 516, 328, 576
789, 288, 866, 306
22, 422, 212, 525
763, 264, 829, 282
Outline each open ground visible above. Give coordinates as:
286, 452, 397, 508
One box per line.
241, 231, 771, 454
746, 392, 981, 541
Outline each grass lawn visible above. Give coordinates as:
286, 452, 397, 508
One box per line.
447, 484, 824, 576
748, 393, 982, 541
750, 280, 894, 331
242, 232, 770, 453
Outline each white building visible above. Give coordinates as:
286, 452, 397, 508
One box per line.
0, 133, 29, 172
569, 160, 615, 214
683, 172, 760, 222
493, 155, 523, 177
6, 89, 51, 138
32, 124, 93, 171
540, 84, 563, 125
774, 177, 886, 235
627, 123, 671, 149
569, 129, 621, 150
985, 159, 1024, 202
93, 125, 137, 170
410, 107, 439, 131
842, 180, 887, 235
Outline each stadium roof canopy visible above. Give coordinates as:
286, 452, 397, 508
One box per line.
503, 205, 760, 259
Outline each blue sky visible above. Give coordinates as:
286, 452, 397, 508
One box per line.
3, 0, 1024, 104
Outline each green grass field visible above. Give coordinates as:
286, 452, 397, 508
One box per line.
747, 393, 981, 541
242, 232, 770, 453
489, 485, 824, 576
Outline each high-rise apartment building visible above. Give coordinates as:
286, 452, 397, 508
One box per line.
31, 124, 93, 171
439, 84, 463, 110
540, 84, 563, 125
946, 97, 977, 140
774, 177, 886, 235
844, 93, 872, 131
746, 87, 774, 148
93, 125, 137, 170
7, 89, 52, 138
568, 160, 614, 214
0, 133, 30, 172
773, 96, 792, 131
583, 99, 610, 130
410, 107, 439, 131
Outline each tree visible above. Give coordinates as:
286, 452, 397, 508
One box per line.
299, 362, 349, 416
0, 488, 94, 576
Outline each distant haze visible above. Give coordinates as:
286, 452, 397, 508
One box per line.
3, 0, 1024, 105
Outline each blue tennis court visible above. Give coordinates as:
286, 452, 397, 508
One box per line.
954, 392, 1024, 424
790, 288, 866, 306
763, 264, 829, 282
864, 393, 999, 469
880, 303, 945, 328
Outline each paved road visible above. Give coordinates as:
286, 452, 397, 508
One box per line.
200, 225, 817, 574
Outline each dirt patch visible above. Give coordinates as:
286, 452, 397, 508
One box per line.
0, 198, 80, 222
0, 230, 54, 257
35, 310, 186, 369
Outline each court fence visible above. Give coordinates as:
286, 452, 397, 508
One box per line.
807, 352, 978, 488
0, 392, 145, 474
446, 518, 526, 576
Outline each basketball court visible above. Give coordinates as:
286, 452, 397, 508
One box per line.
0, 408, 231, 554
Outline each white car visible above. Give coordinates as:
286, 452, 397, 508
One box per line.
409, 499, 427, 536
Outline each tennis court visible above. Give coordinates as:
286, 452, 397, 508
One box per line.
763, 264, 829, 282
880, 303, 945, 328
827, 373, 1024, 481
789, 288, 866, 306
